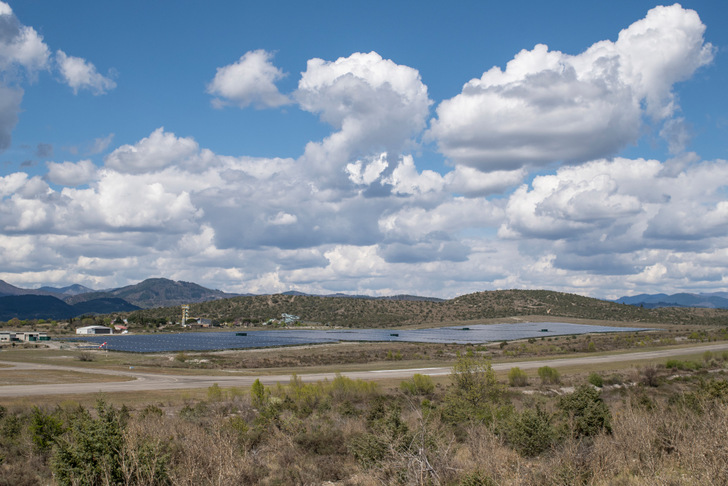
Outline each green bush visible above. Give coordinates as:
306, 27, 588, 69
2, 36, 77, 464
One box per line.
537, 366, 560, 385
503, 406, 557, 457
349, 398, 410, 468
666, 359, 702, 371
558, 385, 612, 438
251, 378, 268, 408
508, 367, 528, 387
587, 372, 603, 388
400, 373, 435, 395
206, 383, 223, 402
442, 354, 504, 425
29, 407, 65, 453
51, 400, 126, 485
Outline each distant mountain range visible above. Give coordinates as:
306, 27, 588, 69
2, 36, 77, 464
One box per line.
615, 292, 728, 309
0, 278, 239, 321
62, 278, 240, 308
37, 284, 95, 296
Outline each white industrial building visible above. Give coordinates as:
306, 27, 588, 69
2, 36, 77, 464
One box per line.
75, 325, 112, 335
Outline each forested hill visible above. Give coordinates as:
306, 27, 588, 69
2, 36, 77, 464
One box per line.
129, 289, 728, 327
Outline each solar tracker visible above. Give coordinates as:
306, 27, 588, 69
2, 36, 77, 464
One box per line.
67, 322, 651, 353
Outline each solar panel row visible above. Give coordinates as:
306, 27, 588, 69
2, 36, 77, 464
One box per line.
68, 322, 651, 353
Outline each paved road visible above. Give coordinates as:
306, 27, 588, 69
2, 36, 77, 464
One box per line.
2, 342, 727, 398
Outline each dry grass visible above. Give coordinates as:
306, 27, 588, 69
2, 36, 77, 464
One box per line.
0, 369, 134, 386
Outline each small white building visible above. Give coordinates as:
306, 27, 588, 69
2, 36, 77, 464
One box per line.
76, 325, 112, 335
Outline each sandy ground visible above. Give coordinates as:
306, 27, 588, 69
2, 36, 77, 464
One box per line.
1, 342, 728, 398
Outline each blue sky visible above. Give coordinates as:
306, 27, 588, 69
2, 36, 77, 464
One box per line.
1, 1, 727, 299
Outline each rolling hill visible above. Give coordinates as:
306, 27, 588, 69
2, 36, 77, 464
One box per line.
129, 289, 728, 328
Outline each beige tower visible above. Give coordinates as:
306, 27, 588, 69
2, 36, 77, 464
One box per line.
181, 304, 189, 326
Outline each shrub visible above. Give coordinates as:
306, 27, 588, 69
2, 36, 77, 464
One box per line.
29, 407, 65, 453
442, 354, 504, 425
537, 366, 560, 385
207, 383, 224, 402
666, 359, 702, 371
251, 379, 268, 408
458, 470, 497, 486
640, 366, 660, 387
508, 367, 528, 387
349, 398, 410, 468
327, 374, 378, 403
400, 373, 435, 395
558, 385, 612, 438
139, 405, 164, 419
587, 372, 603, 388
503, 407, 557, 457
51, 400, 126, 485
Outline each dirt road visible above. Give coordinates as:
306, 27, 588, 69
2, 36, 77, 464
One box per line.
1, 342, 727, 398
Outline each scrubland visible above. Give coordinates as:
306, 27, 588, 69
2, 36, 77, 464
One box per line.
2, 350, 728, 485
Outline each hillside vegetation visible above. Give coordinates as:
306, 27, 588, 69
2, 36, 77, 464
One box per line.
129, 289, 728, 327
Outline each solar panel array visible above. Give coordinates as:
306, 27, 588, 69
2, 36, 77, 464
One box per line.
68, 322, 651, 353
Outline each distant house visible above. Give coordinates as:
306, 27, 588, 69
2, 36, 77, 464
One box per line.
114, 324, 128, 331
76, 325, 112, 335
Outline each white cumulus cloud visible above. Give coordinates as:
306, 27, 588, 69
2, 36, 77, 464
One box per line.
104, 128, 202, 174
46, 159, 97, 186
0, 2, 50, 72
207, 49, 290, 109
296, 52, 431, 184
428, 4, 713, 172
55, 50, 116, 95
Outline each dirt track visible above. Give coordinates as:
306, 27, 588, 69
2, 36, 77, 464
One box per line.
2, 342, 728, 398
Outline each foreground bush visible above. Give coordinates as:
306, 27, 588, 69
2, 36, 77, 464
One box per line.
502, 406, 558, 457
558, 385, 612, 438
